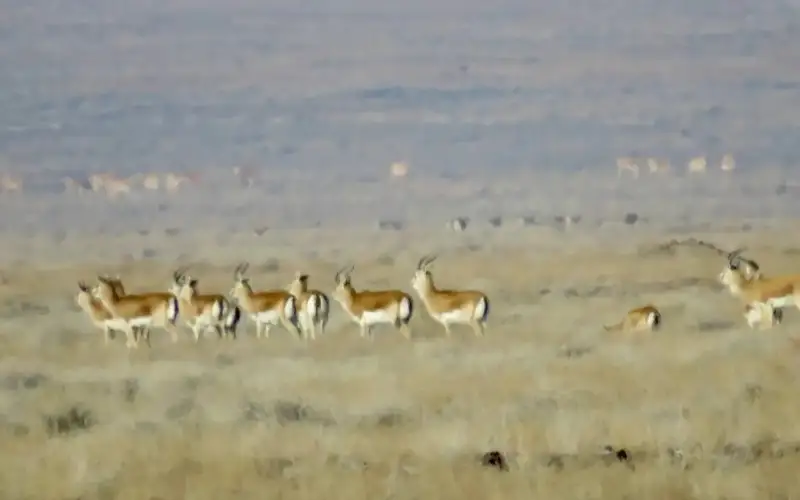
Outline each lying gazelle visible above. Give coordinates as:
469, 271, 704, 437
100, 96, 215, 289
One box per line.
411, 255, 489, 336
92, 275, 180, 348
332, 265, 413, 339
603, 305, 662, 333
718, 249, 798, 329
286, 271, 330, 340
170, 270, 238, 341
75, 282, 148, 345
229, 263, 301, 339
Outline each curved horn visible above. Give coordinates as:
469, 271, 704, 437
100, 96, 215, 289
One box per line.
78, 281, 88, 291
234, 262, 249, 280
334, 265, 354, 284
418, 254, 437, 270
727, 248, 746, 264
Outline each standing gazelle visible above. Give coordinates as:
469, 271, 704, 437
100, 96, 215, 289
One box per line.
92, 275, 180, 348
75, 282, 147, 345
286, 271, 330, 340
718, 249, 800, 329
229, 263, 301, 339
332, 266, 414, 339
169, 270, 234, 341
411, 255, 489, 336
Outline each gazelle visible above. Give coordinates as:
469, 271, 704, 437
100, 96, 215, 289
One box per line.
141, 173, 161, 191
718, 249, 800, 329
229, 263, 301, 339
411, 255, 489, 336
720, 154, 736, 172
390, 161, 409, 178
169, 270, 235, 341
89, 173, 132, 199
94, 275, 153, 342
647, 157, 671, 174
0, 173, 23, 193
687, 156, 707, 174
92, 275, 181, 348
332, 265, 414, 339
604, 305, 661, 333
164, 172, 199, 193
286, 271, 330, 340
75, 282, 147, 345
616, 157, 642, 178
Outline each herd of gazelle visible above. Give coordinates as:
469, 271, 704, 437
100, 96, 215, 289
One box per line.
75, 255, 491, 348
75, 245, 797, 347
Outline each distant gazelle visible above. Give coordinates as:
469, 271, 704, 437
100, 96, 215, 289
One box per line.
89, 173, 132, 199
92, 275, 181, 348
331, 265, 414, 339
687, 156, 707, 174
616, 157, 642, 178
141, 173, 161, 191
720, 154, 736, 172
647, 157, 671, 174
164, 172, 199, 193
0, 173, 23, 193
604, 305, 661, 333
390, 161, 409, 178
286, 271, 330, 340
411, 255, 489, 336
229, 263, 301, 339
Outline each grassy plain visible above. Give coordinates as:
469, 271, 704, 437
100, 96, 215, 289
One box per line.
1, 225, 800, 499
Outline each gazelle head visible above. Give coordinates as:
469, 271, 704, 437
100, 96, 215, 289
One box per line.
169, 267, 196, 299
719, 248, 761, 289
93, 275, 119, 302
332, 266, 355, 303
411, 254, 438, 294
287, 271, 310, 295
230, 263, 253, 299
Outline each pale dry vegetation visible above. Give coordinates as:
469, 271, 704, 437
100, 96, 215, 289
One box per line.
1, 226, 800, 498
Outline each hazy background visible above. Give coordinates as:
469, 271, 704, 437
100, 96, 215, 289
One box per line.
3, 0, 800, 174
1, 0, 799, 238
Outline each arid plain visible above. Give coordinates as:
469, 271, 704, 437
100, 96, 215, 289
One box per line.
2, 185, 800, 499
3, 0, 800, 497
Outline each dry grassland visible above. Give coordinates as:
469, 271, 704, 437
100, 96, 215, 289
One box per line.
1, 226, 800, 499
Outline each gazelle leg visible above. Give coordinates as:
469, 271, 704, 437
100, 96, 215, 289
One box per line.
470, 320, 485, 336
443, 322, 452, 337
121, 323, 137, 349
399, 321, 411, 340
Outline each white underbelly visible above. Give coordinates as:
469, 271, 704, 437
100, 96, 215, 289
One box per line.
252, 310, 281, 324
434, 310, 471, 323
358, 310, 396, 325
105, 317, 152, 329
